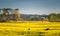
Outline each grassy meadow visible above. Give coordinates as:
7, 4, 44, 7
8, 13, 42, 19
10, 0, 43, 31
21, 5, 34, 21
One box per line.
0, 22, 60, 36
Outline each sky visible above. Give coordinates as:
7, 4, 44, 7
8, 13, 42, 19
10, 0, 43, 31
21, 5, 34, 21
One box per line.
0, 0, 60, 15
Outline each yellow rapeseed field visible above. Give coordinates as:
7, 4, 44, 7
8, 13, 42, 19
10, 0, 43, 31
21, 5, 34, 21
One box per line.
0, 21, 60, 36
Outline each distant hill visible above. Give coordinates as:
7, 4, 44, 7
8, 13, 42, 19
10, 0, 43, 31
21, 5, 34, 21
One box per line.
20, 14, 49, 21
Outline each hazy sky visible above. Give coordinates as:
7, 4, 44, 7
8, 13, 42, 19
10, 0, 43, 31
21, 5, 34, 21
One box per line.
0, 0, 60, 15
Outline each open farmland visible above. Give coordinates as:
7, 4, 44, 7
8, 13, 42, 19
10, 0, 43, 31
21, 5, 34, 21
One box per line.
0, 22, 60, 36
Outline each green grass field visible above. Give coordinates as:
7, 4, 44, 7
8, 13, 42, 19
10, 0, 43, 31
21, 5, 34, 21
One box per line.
0, 22, 60, 36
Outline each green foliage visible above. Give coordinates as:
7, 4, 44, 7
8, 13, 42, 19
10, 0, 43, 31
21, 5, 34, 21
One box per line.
0, 8, 20, 22
49, 13, 60, 22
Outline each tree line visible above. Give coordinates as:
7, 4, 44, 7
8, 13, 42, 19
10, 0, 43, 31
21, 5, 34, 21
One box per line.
49, 13, 60, 22
0, 8, 20, 22
0, 8, 60, 22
